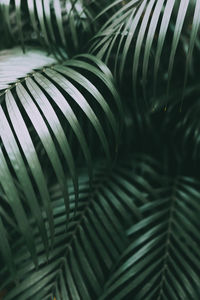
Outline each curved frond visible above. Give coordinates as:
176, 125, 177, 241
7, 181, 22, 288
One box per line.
0, 47, 122, 274
90, 0, 200, 107
0, 162, 147, 299
0, 0, 95, 54
0, 47, 57, 90
99, 175, 200, 300
1, 2, 200, 299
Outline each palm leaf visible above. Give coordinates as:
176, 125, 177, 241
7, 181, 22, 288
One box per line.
99, 175, 200, 299
90, 0, 200, 108
0, 0, 95, 54
0, 47, 121, 273
0, 47, 57, 90
0, 162, 147, 299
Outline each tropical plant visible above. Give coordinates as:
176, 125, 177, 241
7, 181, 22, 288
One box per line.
0, 0, 200, 299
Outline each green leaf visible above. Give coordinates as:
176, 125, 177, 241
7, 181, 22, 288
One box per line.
99, 176, 200, 300
0, 146, 37, 267
6, 89, 54, 246
0, 47, 122, 275
90, 0, 200, 108
0, 47, 56, 90
0, 0, 93, 54
0, 216, 15, 280
0, 163, 142, 299
15, 0, 24, 51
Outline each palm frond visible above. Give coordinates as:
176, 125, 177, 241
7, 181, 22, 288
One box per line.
0, 162, 148, 299
0, 47, 57, 90
0, 0, 95, 54
99, 175, 200, 300
90, 0, 200, 108
0, 47, 122, 275
0, 1, 200, 299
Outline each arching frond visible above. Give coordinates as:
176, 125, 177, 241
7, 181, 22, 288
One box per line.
0, 1, 200, 299
0, 162, 149, 299
0, 47, 122, 275
0, 0, 95, 54
0, 47, 57, 90
99, 175, 200, 300
90, 0, 200, 108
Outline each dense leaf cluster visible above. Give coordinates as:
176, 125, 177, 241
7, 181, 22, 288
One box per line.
0, 1, 200, 299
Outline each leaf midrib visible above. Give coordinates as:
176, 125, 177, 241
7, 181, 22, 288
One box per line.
157, 178, 178, 300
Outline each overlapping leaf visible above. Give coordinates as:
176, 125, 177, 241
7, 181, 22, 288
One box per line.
0, 47, 57, 90
0, 162, 148, 299
0, 47, 122, 275
0, 0, 95, 54
90, 0, 200, 108
99, 175, 200, 300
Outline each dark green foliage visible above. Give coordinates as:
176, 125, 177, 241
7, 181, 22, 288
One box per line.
0, 1, 200, 299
